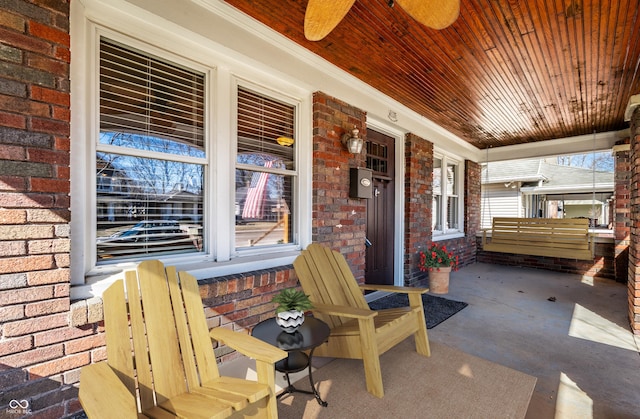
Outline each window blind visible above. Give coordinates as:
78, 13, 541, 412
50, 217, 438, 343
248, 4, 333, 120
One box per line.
99, 38, 205, 154
237, 87, 294, 168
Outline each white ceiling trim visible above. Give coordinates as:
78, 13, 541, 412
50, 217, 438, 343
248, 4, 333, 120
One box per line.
483, 131, 620, 163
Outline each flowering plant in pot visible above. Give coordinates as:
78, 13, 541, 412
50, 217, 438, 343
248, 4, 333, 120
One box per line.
271, 288, 313, 333
418, 242, 459, 272
418, 242, 459, 294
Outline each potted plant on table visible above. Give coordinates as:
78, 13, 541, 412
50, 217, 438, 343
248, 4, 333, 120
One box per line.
272, 288, 313, 333
418, 242, 459, 294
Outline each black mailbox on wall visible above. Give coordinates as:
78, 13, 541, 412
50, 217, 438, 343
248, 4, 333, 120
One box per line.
349, 167, 373, 199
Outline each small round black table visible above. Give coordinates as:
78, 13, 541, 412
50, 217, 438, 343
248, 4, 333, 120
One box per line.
251, 316, 330, 406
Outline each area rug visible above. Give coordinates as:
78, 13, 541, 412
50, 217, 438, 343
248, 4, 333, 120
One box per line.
277, 339, 537, 419
368, 293, 468, 329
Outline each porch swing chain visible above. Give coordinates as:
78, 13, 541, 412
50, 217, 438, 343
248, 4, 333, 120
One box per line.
591, 129, 596, 228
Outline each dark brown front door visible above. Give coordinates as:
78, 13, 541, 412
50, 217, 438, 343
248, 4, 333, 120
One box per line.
365, 129, 395, 285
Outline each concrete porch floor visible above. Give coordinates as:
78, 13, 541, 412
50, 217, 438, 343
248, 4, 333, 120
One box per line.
431, 262, 640, 419
220, 262, 640, 418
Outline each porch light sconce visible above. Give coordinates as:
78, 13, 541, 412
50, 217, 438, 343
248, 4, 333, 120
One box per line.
342, 127, 364, 154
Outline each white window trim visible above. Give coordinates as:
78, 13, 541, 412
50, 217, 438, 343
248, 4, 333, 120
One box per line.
432, 150, 465, 241
70, 1, 312, 293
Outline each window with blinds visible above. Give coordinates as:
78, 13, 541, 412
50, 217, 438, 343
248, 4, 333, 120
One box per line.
433, 156, 461, 234
235, 87, 296, 249
96, 38, 205, 262
446, 162, 459, 230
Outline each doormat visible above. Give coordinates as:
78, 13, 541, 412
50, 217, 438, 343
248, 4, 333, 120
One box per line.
368, 293, 468, 329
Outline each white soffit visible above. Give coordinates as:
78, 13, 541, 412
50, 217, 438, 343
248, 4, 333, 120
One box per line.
482, 131, 620, 163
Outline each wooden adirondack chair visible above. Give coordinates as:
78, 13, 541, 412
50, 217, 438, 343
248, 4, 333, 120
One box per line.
293, 243, 431, 398
79, 260, 287, 419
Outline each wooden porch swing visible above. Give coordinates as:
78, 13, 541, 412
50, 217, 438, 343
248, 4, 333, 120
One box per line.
480, 138, 599, 261
481, 217, 594, 260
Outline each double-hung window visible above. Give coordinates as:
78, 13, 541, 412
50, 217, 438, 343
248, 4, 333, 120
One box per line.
79, 31, 307, 279
432, 154, 463, 236
96, 38, 206, 263
72, 0, 312, 286
235, 86, 296, 250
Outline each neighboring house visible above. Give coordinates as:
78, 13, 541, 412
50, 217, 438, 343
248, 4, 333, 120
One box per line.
481, 159, 614, 229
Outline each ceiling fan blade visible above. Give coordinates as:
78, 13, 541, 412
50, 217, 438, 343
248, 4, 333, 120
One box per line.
304, 0, 356, 41
396, 0, 460, 30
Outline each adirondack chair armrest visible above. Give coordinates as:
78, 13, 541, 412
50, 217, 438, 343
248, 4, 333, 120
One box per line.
79, 361, 140, 418
359, 284, 428, 294
311, 302, 378, 319
210, 328, 287, 363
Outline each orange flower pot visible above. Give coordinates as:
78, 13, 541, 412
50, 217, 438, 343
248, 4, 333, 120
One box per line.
429, 266, 451, 294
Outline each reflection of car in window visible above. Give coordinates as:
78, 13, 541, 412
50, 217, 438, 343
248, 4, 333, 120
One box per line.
97, 220, 201, 259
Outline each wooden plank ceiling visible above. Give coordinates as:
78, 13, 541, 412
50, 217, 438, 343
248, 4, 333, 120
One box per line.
224, 0, 640, 150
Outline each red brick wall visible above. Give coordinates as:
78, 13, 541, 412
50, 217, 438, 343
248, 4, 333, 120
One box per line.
0, 1, 76, 417
189, 267, 298, 362
455, 160, 481, 266
311, 92, 368, 278
402, 135, 479, 287
464, 161, 481, 242
614, 140, 631, 283
403, 132, 432, 286
628, 108, 640, 334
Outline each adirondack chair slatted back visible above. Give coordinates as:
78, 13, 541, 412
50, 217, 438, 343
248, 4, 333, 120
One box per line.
292, 243, 432, 398
294, 243, 370, 328
84, 260, 287, 418
102, 279, 136, 397
103, 260, 220, 412
177, 269, 220, 383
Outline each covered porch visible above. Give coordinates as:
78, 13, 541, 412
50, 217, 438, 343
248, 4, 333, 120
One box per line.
2, 0, 640, 417
433, 263, 640, 418
220, 263, 640, 418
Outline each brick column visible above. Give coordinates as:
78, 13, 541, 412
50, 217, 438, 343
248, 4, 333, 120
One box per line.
0, 1, 78, 416
627, 107, 640, 334
463, 160, 481, 263
312, 92, 367, 279
403, 133, 433, 287
613, 140, 631, 283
